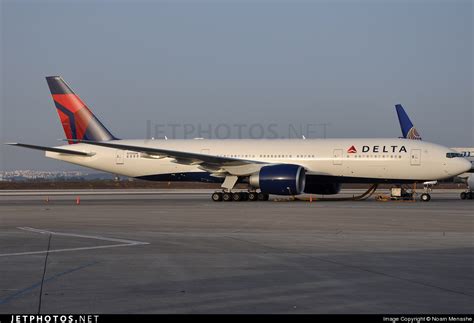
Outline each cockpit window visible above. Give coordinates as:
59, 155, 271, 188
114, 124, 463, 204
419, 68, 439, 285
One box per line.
446, 152, 464, 158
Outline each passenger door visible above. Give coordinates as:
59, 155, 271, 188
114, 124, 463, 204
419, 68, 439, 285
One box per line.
410, 149, 421, 166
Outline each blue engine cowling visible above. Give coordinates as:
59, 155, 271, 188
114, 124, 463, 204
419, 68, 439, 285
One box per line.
304, 176, 341, 195
250, 164, 306, 195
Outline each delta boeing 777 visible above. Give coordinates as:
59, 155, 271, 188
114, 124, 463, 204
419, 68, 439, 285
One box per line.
6, 77, 471, 202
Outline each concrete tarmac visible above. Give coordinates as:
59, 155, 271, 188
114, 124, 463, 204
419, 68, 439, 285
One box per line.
0, 190, 472, 313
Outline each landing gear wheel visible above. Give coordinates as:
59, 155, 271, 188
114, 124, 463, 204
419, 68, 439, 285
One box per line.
232, 192, 242, 202
212, 192, 223, 202
241, 192, 249, 201
257, 193, 270, 201
420, 193, 431, 202
222, 192, 232, 202
461, 192, 467, 200
468, 192, 473, 200
248, 192, 258, 201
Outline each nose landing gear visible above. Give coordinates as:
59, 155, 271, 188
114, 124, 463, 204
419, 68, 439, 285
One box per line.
420, 182, 433, 202
420, 193, 431, 202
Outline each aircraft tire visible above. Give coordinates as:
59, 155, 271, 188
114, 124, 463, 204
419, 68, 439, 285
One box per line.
248, 192, 258, 201
232, 192, 242, 202
212, 192, 223, 202
420, 193, 431, 202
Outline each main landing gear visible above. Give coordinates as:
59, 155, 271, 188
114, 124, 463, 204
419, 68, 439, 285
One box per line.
211, 191, 270, 202
214, 175, 270, 202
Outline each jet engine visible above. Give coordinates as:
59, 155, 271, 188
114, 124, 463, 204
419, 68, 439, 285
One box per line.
467, 174, 474, 189
249, 164, 306, 195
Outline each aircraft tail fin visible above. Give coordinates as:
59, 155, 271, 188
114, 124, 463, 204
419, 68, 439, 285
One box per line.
395, 104, 422, 140
46, 76, 118, 144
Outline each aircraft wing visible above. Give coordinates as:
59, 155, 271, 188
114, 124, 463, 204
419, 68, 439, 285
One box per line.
5, 143, 94, 156
69, 139, 267, 175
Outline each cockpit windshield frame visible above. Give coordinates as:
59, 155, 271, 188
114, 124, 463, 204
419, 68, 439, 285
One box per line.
446, 152, 464, 158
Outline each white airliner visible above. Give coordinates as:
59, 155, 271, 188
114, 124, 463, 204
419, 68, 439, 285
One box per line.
395, 104, 474, 199
6, 77, 471, 202
450, 148, 474, 198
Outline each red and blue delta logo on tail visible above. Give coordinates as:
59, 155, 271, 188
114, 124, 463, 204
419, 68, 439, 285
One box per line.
46, 76, 117, 144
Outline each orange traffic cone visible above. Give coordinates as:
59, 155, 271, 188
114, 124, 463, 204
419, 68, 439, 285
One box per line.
310, 195, 313, 203
76, 196, 80, 205
45, 196, 49, 203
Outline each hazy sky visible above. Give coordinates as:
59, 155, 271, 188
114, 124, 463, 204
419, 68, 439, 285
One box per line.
1, 0, 472, 171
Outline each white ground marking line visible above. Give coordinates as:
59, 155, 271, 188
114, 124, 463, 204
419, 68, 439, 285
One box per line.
18, 227, 148, 244
0, 227, 150, 257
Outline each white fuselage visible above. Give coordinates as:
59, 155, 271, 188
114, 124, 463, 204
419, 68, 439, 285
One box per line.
45, 138, 470, 183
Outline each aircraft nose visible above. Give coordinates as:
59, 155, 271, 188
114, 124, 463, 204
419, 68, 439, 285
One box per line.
452, 158, 472, 176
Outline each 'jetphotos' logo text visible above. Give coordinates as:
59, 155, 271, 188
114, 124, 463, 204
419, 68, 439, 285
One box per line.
348, 145, 407, 153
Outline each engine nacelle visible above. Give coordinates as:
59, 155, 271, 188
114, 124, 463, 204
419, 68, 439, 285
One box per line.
467, 174, 474, 189
304, 177, 341, 195
249, 164, 306, 195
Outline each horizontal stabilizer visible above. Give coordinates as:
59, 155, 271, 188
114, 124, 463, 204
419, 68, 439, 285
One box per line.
5, 143, 93, 156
